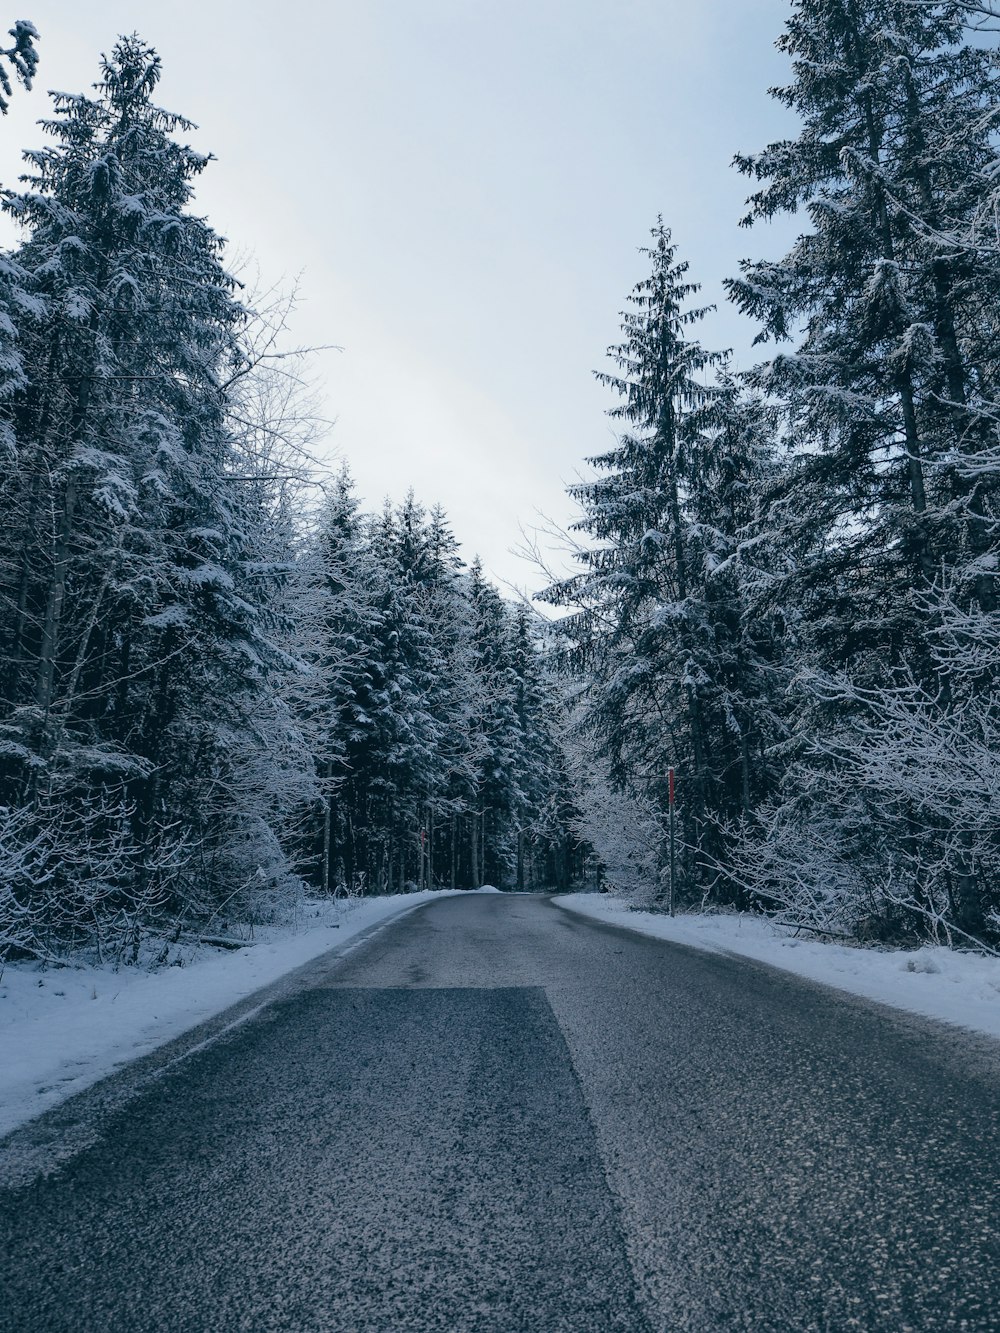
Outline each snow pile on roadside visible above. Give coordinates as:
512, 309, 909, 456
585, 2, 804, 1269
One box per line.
556, 894, 1000, 1042
0, 890, 463, 1140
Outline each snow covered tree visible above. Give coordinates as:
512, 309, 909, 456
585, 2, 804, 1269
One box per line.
0, 32, 587, 957
463, 559, 524, 886
415, 505, 480, 889
723, 0, 1000, 938
728, 0, 1000, 629
507, 604, 573, 890
293, 485, 577, 896
0, 19, 38, 116
0, 20, 39, 456
0, 39, 309, 955
292, 466, 385, 893
361, 494, 456, 890
542, 223, 785, 902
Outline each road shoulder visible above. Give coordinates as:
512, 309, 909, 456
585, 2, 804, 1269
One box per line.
0, 890, 465, 1151
554, 892, 1000, 1042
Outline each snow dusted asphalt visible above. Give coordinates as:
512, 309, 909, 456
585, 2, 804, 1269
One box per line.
2, 892, 1000, 1331
556, 893, 1000, 1041
0, 889, 470, 1140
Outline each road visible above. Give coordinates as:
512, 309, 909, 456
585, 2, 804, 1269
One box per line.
1, 892, 999, 1331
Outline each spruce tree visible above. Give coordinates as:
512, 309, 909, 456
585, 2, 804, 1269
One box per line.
725, 0, 1000, 936
465, 559, 523, 886
727, 0, 1000, 631
0, 19, 38, 116
543, 222, 738, 896
0, 39, 303, 952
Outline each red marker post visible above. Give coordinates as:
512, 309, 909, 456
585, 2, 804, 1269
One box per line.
667, 767, 676, 918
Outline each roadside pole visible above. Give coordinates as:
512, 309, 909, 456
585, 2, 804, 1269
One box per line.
668, 767, 676, 918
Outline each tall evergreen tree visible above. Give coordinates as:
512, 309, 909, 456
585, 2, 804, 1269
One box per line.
724, 0, 1000, 937
465, 559, 523, 886
543, 223, 781, 899
296, 484, 578, 896
727, 0, 1000, 635
0, 39, 305, 954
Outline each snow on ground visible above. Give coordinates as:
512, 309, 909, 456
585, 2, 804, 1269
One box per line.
0, 890, 467, 1140
556, 893, 1000, 1042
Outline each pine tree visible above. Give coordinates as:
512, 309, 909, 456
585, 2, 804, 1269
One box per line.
416, 505, 479, 889
724, 0, 1000, 937
294, 466, 385, 893
685, 378, 791, 839
0, 19, 38, 116
0, 39, 304, 954
544, 222, 766, 897
508, 604, 583, 891
727, 0, 1000, 630
296, 486, 580, 897
465, 559, 523, 886
0, 19, 39, 451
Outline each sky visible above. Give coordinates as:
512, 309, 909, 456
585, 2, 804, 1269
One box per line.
0, 1, 801, 595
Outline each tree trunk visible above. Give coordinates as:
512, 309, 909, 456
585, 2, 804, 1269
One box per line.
480, 809, 486, 886
34, 475, 78, 721
470, 809, 480, 889
321, 761, 333, 896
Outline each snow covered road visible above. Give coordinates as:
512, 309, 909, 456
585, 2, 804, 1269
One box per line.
2, 892, 999, 1331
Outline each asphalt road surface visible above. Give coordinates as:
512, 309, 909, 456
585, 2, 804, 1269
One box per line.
2, 893, 999, 1332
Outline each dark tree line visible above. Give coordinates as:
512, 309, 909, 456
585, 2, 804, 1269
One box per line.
297, 474, 580, 898
545, 0, 1000, 947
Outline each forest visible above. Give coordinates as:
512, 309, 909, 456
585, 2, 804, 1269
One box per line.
0, 30, 581, 962
549, 0, 1000, 950
2, 0, 1000, 963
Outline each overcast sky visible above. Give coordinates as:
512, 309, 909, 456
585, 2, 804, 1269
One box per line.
0, 1, 801, 594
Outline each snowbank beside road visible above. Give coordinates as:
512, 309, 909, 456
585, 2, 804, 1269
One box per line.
0, 890, 462, 1140
556, 894, 1000, 1042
